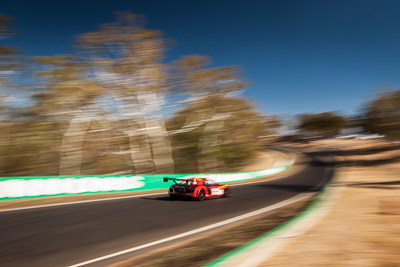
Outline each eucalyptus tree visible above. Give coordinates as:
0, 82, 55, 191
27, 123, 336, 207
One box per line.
76, 12, 174, 173
298, 112, 347, 136
168, 95, 267, 172
32, 55, 105, 175
171, 55, 247, 130
363, 90, 400, 137
0, 14, 16, 82
169, 55, 263, 172
0, 14, 20, 118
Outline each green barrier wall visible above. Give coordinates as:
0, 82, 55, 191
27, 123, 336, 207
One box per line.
0, 160, 293, 200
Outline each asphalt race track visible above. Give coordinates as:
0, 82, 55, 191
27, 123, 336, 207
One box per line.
0, 154, 334, 267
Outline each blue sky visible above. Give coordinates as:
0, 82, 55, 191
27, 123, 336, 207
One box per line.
2, 0, 400, 116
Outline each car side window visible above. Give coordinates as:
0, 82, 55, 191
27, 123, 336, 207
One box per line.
205, 179, 216, 185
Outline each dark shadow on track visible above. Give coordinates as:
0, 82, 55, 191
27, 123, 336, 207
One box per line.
140, 196, 174, 201
346, 180, 400, 190
307, 143, 400, 156
279, 144, 400, 167
257, 183, 322, 193
340, 156, 400, 167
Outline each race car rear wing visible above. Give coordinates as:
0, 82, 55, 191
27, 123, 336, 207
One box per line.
163, 177, 182, 183
164, 177, 206, 183
164, 177, 197, 184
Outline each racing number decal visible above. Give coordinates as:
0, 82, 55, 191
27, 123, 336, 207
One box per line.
211, 188, 224, 195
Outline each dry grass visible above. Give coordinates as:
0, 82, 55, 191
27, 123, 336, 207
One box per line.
261, 140, 400, 267
110, 199, 312, 267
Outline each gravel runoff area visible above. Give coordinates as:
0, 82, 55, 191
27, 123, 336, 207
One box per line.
0, 149, 298, 211
260, 139, 400, 267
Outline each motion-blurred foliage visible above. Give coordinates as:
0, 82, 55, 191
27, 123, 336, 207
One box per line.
298, 112, 347, 136
167, 95, 267, 173
363, 90, 400, 137
0, 12, 270, 176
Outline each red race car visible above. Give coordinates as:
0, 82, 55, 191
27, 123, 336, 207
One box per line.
163, 177, 230, 201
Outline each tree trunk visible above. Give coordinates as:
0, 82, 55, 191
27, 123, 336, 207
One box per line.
59, 116, 91, 176
126, 122, 155, 174
198, 117, 226, 172
136, 92, 175, 173
142, 118, 174, 173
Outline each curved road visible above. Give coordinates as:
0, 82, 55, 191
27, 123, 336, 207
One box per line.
0, 154, 334, 267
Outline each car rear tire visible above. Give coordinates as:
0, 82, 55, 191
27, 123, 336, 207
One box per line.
197, 190, 206, 201
170, 195, 176, 200
223, 188, 230, 197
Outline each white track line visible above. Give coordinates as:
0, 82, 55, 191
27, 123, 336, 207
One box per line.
0, 163, 304, 213
0, 177, 285, 213
68, 192, 315, 267
0, 192, 167, 213
0, 154, 305, 213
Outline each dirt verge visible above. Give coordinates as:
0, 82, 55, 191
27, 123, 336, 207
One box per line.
260, 140, 400, 267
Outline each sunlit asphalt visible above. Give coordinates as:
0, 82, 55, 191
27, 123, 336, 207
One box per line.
0, 153, 334, 267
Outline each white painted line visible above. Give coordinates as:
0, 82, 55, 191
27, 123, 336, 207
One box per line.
213, 165, 333, 267
230, 171, 295, 187
68, 192, 315, 267
0, 177, 279, 213
0, 171, 294, 213
0, 158, 303, 213
0, 192, 167, 213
